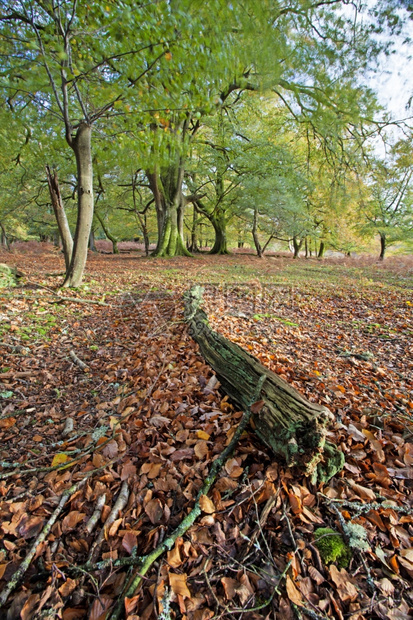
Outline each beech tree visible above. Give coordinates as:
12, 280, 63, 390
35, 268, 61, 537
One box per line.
0, 0, 192, 282
358, 148, 413, 259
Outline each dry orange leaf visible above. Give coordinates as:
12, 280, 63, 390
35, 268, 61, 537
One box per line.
286, 575, 303, 606
169, 572, 191, 599
58, 578, 77, 598
167, 543, 182, 568
0, 563, 7, 580
196, 430, 210, 440
0, 417, 16, 430
199, 494, 215, 514
329, 565, 358, 603
194, 440, 209, 459
62, 511, 86, 534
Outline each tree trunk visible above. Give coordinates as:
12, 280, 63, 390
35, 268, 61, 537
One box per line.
184, 286, 344, 483
45, 165, 73, 270
305, 237, 308, 258
89, 229, 98, 252
379, 232, 386, 260
63, 123, 94, 287
292, 236, 303, 259
0, 223, 10, 251
147, 168, 191, 257
188, 205, 200, 253
209, 211, 229, 255
252, 206, 263, 258
96, 212, 119, 254
318, 240, 325, 258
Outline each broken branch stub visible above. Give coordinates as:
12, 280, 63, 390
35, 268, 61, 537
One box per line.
184, 285, 344, 482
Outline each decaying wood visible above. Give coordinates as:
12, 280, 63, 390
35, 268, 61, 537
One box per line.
184, 285, 344, 482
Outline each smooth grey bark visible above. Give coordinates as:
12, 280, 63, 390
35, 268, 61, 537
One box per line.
63, 123, 94, 287
46, 165, 73, 270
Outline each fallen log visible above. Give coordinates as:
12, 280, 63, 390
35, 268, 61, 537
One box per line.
184, 285, 344, 483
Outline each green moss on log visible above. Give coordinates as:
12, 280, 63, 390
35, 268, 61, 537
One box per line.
184, 285, 344, 482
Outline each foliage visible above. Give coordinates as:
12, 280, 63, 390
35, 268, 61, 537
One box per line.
314, 528, 352, 568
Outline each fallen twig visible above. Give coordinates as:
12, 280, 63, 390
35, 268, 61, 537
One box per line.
0, 474, 91, 607
69, 350, 89, 371
108, 374, 267, 620
50, 295, 108, 306
87, 481, 129, 563
85, 493, 106, 535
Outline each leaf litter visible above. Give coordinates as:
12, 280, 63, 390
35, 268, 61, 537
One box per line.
0, 245, 412, 619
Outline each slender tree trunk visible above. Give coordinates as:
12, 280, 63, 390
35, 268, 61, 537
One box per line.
89, 229, 98, 252
188, 205, 200, 253
305, 237, 308, 258
252, 206, 263, 258
96, 212, 119, 254
45, 165, 73, 270
63, 123, 94, 287
292, 236, 303, 259
318, 240, 325, 258
0, 223, 10, 251
379, 232, 386, 260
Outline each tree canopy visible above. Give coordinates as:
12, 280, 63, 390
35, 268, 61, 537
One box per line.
0, 0, 412, 279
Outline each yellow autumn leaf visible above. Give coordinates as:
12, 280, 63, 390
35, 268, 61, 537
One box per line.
109, 416, 121, 430
196, 430, 210, 440
51, 453, 71, 467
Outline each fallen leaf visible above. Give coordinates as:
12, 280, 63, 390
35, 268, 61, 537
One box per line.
58, 578, 77, 598
199, 494, 215, 514
167, 543, 182, 568
62, 511, 86, 534
169, 572, 191, 599
122, 531, 137, 555
286, 575, 303, 605
51, 453, 71, 467
145, 498, 164, 524
89, 595, 113, 620
329, 565, 358, 603
0, 417, 16, 430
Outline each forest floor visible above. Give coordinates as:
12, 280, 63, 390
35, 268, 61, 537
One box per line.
0, 244, 412, 620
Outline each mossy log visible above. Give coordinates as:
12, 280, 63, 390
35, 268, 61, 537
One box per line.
0, 264, 19, 288
184, 286, 344, 482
